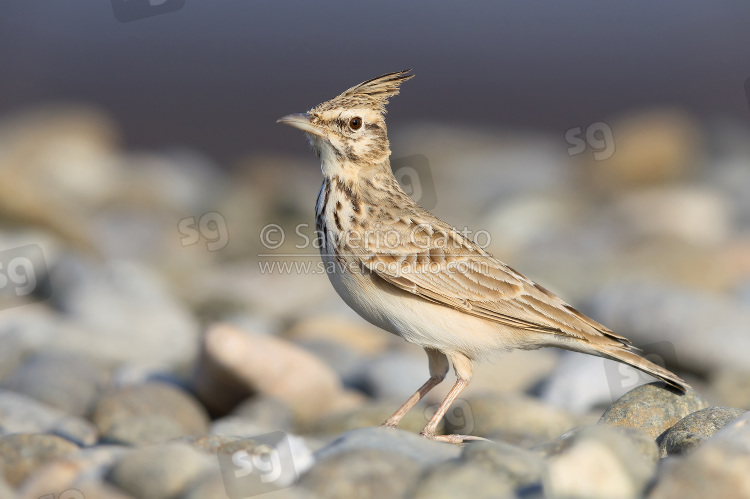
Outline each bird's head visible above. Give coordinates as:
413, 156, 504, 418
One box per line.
278, 70, 413, 178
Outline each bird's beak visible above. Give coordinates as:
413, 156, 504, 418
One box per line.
276, 113, 327, 138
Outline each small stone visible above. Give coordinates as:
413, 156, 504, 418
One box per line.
657, 407, 746, 457
457, 393, 575, 447
231, 395, 295, 432
649, 413, 750, 498
285, 314, 392, 355
18, 445, 128, 498
1, 351, 105, 417
313, 427, 460, 469
599, 382, 708, 438
710, 368, 750, 410
191, 323, 354, 419
0, 390, 98, 446
359, 351, 431, 400
298, 449, 422, 499
301, 400, 441, 437
107, 443, 210, 499
210, 416, 270, 438
544, 426, 656, 499
412, 461, 519, 499
91, 382, 209, 446
413, 440, 546, 498
0, 433, 79, 487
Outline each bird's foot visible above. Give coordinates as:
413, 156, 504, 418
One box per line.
380, 420, 398, 429
420, 432, 489, 444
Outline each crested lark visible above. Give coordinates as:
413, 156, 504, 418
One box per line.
278, 70, 688, 443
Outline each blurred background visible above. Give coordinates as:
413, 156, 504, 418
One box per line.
1, 1, 750, 497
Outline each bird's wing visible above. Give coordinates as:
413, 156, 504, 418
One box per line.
351, 215, 628, 345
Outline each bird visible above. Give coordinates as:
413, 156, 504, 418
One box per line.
277, 70, 688, 443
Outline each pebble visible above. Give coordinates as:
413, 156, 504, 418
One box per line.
231, 395, 296, 432
285, 314, 392, 355
599, 382, 709, 438
107, 443, 211, 499
49, 258, 200, 370
0, 390, 98, 446
313, 427, 460, 469
656, 407, 746, 457
649, 412, 750, 498
191, 323, 357, 419
0, 433, 79, 487
298, 448, 422, 499
359, 351, 431, 400
710, 368, 750, 410
301, 400, 440, 437
18, 445, 128, 499
544, 425, 656, 499
91, 382, 209, 446
412, 439, 547, 498
587, 282, 750, 374
457, 393, 575, 447
1, 351, 105, 417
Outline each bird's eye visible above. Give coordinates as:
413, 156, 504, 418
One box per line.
349, 117, 363, 130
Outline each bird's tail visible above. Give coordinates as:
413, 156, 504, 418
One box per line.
595, 344, 690, 392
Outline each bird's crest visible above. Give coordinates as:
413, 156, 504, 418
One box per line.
314, 70, 414, 114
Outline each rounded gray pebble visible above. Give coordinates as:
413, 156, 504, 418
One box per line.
92, 383, 209, 446
298, 449, 422, 499
107, 443, 210, 499
0, 433, 79, 487
599, 382, 708, 438
657, 406, 746, 457
1, 352, 105, 417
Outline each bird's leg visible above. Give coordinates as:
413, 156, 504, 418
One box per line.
421, 352, 486, 444
382, 348, 448, 428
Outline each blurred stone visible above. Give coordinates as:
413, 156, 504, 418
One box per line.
0, 390, 98, 446
537, 425, 659, 466
462, 350, 559, 399
0, 304, 77, 381
314, 427, 460, 469
231, 395, 296, 433
91, 382, 209, 446
544, 425, 656, 499
299, 448, 422, 499
285, 314, 392, 355
50, 258, 199, 370
599, 383, 708, 438
587, 282, 750, 374
18, 445, 128, 499
582, 110, 699, 189
209, 416, 270, 438
1, 351, 105, 417
710, 368, 750, 410
457, 394, 575, 447
0, 433, 79, 487
540, 351, 617, 413
657, 407, 746, 457
107, 443, 210, 499
649, 413, 750, 498
413, 461, 519, 499
612, 186, 729, 247
411, 439, 547, 498
295, 339, 368, 388
359, 351, 429, 400
0, 106, 120, 250
301, 400, 439, 437
191, 323, 358, 420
